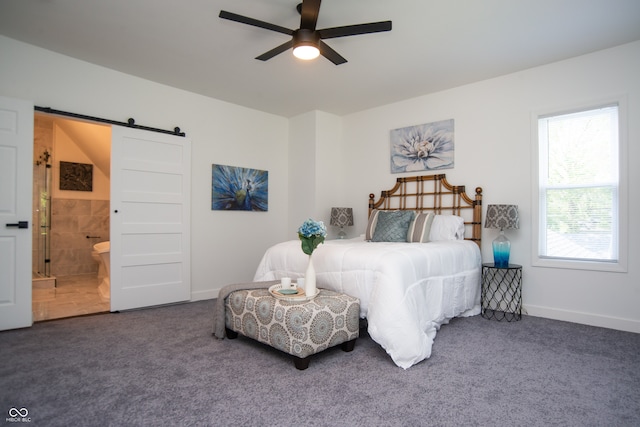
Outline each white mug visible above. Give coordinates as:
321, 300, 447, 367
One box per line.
281, 277, 292, 289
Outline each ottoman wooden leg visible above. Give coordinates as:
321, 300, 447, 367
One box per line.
341, 338, 356, 352
294, 356, 311, 370
225, 327, 238, 339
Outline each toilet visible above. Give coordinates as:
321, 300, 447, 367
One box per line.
92, 241, 110, 299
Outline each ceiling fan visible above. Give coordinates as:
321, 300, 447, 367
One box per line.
219, 0, 392, 65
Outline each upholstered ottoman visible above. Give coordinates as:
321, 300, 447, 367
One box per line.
224, 288, 360, 370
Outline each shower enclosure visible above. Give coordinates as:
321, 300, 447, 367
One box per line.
33, 150, 52, 278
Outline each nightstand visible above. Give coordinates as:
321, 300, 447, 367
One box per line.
481, 263, 522, 321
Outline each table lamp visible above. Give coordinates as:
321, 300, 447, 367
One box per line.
484, 204, 519, 268
330, 207, 354, 239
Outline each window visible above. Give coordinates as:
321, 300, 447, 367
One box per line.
534, 101, 627, 272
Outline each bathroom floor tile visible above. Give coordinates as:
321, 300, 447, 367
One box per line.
32, 274, 110, 322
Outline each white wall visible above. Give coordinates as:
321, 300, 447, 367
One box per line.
0, 35, 290, 300
315, 111, 348, 239
341, 41, 640, 332
288, 112, 316, 236
288, 110, 346, 240
3, 33, 638, 333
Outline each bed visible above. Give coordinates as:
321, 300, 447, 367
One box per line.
253, 174, 483, 369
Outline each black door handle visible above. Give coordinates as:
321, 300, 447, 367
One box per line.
6, 221, 29, 229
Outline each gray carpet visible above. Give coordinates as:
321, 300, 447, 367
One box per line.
1, 300, 639, 426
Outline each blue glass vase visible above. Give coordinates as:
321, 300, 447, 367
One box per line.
492, 230, 510, 268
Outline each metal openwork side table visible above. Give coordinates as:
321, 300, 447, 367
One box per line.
481, 263, 522, 321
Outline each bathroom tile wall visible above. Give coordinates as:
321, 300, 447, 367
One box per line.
50, 198, 110, 276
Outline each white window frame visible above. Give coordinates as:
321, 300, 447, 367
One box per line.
531, 96, 628, 273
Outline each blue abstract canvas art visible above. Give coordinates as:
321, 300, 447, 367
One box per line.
211, 164, 268, 211
390, 119, 454, 173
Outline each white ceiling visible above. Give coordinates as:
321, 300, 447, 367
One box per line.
2, 0, 639, 118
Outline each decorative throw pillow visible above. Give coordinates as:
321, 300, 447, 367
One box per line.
407, 212, 435, 243
429, 215, 465, 241
371, 210, 416, 242
365, 209, 381, 241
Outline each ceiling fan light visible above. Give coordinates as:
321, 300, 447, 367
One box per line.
293, 44, 320, 60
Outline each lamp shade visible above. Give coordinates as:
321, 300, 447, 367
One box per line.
293, 29, 320, 60
293, 45, 320, 60
330, 207, 354, 227
484, 205, 520, 230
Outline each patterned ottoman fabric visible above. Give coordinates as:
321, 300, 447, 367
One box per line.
225, 289, 360, 369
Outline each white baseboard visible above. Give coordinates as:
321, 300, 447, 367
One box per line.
524, 304, 640, 334
190, 288, 220, 302
187, 291, 640, 334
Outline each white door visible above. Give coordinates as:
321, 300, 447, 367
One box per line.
110, 127, 191, 311
0, 96, 33, 331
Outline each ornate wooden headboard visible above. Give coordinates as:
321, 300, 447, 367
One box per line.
368, 174, 483, 246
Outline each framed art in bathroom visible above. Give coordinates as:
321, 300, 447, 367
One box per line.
59, 161, 93, 191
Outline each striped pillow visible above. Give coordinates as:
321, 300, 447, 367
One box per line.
365, 209, 381, 241
407, 212, 435, 243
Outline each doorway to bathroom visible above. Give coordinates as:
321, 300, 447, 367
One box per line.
1, 96, 192, 331
32, 113, 112, 321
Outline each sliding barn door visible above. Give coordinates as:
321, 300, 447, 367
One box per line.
0, 96, 33, 331
110, 127, 191, 311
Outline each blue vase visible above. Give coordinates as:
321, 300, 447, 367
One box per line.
492, 230, 510, 268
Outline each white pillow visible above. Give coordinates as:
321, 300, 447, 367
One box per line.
429, 215, 465, 241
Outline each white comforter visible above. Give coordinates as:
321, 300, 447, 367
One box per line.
253, 236, 481, 369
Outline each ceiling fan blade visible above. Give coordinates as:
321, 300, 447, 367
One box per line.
219, 10, 294, 36
319, 40, 347, 65
255, 40, 295, 61
299, 0, 322, 31
318, 21, 392, 39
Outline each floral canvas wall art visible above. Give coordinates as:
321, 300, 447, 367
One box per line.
211, 164, 268, 211
390, 119, 454, 173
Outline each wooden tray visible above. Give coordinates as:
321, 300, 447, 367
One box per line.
268, 284, 318, 301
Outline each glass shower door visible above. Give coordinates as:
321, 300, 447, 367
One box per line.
33, 153, 52, 277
